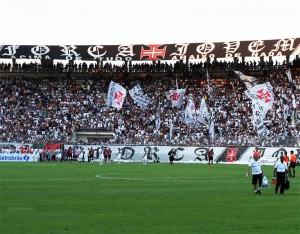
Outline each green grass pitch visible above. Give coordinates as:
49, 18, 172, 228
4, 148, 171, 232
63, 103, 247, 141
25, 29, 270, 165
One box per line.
1, 162, 299, 234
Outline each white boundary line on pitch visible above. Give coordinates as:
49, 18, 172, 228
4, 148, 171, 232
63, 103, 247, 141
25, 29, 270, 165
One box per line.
0, 177, 250, 183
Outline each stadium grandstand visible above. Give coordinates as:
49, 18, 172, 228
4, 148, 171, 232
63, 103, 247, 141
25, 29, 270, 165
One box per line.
0, 39, 299, 148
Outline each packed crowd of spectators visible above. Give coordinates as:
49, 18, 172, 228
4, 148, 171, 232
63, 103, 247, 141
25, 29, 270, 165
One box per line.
1, 57, 299, 73
0, 61, 299, 147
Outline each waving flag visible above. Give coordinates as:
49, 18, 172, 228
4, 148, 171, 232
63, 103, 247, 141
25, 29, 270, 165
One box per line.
206, 70, 215, 143
184, 94, 196, 125
245, 82, 274, 111
129, 84, 153, 110
291, 94, 298, 128
198, 97, 210, 127
286, 69, 293, 83
156, 102, 162, 130
106, 81, 126, 110
234, 71, 258, 89
206, 70, 214, 100
166, 88, 186, 108
245, 82, 274, 136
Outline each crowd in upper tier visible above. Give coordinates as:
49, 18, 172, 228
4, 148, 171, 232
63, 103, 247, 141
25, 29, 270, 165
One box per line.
0, 60, 299, 147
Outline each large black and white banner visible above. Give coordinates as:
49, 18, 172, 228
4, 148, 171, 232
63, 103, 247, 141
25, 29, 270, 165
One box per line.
1, 38, 299, 61
1, 142, 300, 165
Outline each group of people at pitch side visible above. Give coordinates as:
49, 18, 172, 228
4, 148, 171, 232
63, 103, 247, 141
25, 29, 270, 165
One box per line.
247, 147, 297, 195
167, 148, 214, 167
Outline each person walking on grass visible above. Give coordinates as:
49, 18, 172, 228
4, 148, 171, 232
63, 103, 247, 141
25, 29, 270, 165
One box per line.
249, 146, 261, 162
208, 148, 214, 168
168, 148, 175, 167
289, 150, 297, 177
99, 147, 104, 166
116, 148, 122, 164
142, 149, 148, 166
273, 155, 288, 194
247, 154, 264, 194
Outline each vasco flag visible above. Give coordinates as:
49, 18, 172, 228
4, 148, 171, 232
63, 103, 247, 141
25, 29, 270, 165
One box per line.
166, 88, 186, 108
184, 94, 196, 125
245, 82, 274, 111
129, 84, 153, 110
245, 83, 274, 136
106, 81, 126, 110
197, 97, 210, 127
291, 110, 298, 128
234, 71, 258, 89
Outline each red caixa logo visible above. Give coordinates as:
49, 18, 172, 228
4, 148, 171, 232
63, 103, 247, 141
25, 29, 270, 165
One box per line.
226, 148, 238, 162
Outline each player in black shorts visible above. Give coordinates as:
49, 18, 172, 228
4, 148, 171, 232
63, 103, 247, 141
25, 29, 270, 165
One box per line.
168, 148, 175, 166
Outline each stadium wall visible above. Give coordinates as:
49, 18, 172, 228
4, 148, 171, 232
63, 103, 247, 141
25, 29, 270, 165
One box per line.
1, 143, 299, 165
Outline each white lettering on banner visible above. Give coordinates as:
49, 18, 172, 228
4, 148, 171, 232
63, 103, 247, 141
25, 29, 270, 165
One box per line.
188, 54, 215, 60
19, 55, 51, 59
59, 45, 82, 60
31, 45, 50, 57
87, 45, 107, 59
223, 41, 240, 57
170, 43, 189, 57
196, 43, 215, 55
251, 51, 283, 57
97, 57, 132, 61
225, 53, 241, 58
271, 38, 295, 52
117, 45, 135, 58
248, 40, 265, 53
1, 45, 19, 57
61, 145, 299, 165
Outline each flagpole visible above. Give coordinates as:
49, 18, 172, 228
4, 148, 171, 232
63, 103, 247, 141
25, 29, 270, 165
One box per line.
156, 97, 161, 145
206, 69, 215, 145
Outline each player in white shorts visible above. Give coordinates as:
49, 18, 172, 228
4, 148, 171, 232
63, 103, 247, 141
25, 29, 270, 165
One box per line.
99, 147, 104, 165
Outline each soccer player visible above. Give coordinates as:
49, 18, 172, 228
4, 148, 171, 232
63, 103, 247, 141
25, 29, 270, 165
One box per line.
107, 148, 112, 163
168, 148, 175, 166
142, 150, 148, 166
289, 150, 297, 177
208, 148, 214, 168
253, 147, 261, 158
283, 151, 290, 175
247, 154, 264, 194
98, 147, 104, 165
116, 148, 122, 164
